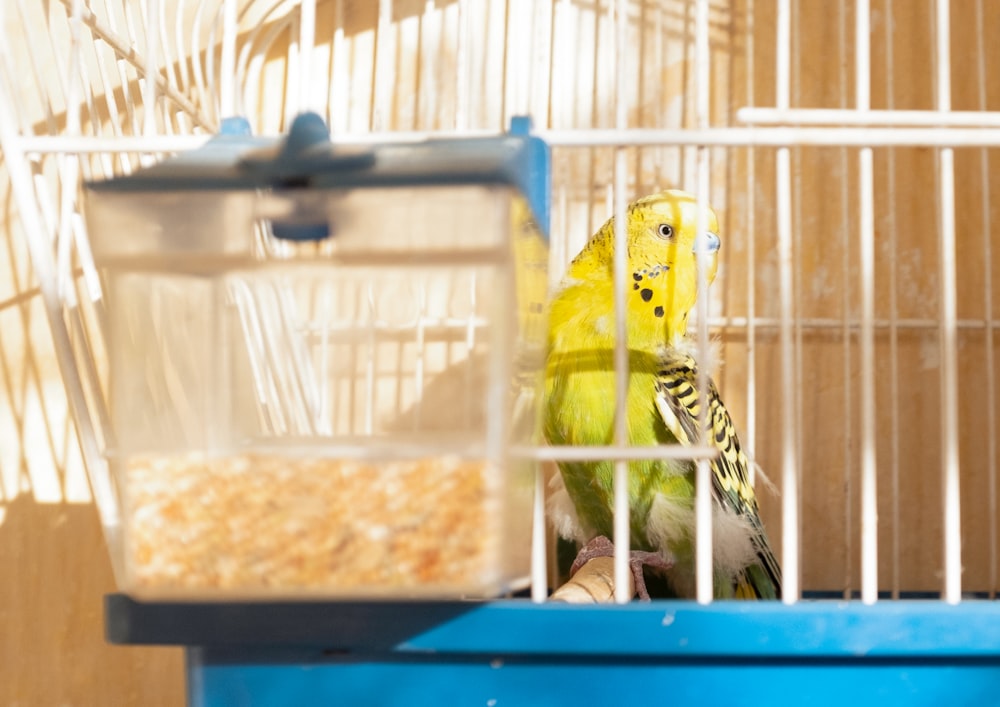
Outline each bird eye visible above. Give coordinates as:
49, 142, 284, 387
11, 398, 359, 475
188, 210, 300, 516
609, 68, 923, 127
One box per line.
657, 223, 674, 239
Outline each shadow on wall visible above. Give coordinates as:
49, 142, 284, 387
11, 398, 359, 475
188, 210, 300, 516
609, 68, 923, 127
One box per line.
0, 273, 184, 703
0, 498, 185, 705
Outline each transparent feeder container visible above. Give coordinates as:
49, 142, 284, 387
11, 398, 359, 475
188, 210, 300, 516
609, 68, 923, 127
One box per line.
84, 114, 551, 599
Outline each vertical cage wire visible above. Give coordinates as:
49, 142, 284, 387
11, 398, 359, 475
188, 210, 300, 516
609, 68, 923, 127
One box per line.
774, 0, 799, 604
219, 0, 239, 117
933, 0, 962, 605
743, 0, 756, 486
142, 0, 160, 139
610, 0, 631, 606
298, 0, 316, 115
693, 0, 714, 605
790, 0, 805, 604
855, 0, 878, 606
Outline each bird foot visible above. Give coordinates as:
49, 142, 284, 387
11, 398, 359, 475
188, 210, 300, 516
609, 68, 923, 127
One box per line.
570, 536, 674, 601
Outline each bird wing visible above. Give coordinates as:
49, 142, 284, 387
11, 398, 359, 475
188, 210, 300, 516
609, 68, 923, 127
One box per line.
653, 352, 782, 599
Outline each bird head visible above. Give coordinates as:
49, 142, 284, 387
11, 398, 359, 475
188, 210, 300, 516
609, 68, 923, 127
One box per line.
625, 188, 720, 282
572, 189, 721, 344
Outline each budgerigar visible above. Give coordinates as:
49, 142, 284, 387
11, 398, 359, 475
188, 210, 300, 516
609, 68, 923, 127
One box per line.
544, 190, 781, 599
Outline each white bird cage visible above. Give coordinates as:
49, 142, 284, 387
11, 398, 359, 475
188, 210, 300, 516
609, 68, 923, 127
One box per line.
4, 0, 1000, 701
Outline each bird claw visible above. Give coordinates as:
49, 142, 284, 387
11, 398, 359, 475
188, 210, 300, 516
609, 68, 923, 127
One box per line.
571, 536, 674, 601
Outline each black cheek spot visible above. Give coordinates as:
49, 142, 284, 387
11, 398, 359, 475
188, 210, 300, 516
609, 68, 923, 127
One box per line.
633, 272, 643, 281
633, 283, 640, 290
640, 288, 653, 302
654, 306, 665, 318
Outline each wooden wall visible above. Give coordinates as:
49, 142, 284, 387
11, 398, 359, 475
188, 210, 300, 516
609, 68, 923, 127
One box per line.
734, 0, 1000, 594
3, 0, 1000, 702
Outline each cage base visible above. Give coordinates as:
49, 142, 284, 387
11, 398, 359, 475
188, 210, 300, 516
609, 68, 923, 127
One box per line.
107, 594, 1000, 706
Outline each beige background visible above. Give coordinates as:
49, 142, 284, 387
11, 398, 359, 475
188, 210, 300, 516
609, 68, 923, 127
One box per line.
3, 0, 1000, 703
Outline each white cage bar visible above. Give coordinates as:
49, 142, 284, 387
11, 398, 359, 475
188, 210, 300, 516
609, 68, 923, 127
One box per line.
611, 0, 631, 606
855, 0, 877, 606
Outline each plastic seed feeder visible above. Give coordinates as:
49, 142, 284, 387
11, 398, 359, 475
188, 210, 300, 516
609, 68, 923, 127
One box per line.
84, 114, 551, 599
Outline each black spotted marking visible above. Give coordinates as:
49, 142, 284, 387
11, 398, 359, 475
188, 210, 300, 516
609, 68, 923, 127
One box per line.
633, 283, 640, 290
640, 288, 653, 302
633, 272, 643, 281
654, 306, 665, 318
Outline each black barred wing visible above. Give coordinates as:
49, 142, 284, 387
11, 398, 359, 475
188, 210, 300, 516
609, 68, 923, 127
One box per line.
653, 351, 782, 599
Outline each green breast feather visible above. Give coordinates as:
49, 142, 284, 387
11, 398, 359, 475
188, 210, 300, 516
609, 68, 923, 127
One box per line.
544, 300, 781, 599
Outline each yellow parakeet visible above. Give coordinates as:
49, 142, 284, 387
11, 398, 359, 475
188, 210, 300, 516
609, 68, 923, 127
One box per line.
544, 190, 781, 599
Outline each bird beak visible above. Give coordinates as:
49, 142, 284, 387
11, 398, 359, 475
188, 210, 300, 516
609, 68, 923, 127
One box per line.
693, 231, 721, 255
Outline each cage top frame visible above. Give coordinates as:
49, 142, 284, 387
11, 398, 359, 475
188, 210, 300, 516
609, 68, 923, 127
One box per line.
85, 112, 552, 239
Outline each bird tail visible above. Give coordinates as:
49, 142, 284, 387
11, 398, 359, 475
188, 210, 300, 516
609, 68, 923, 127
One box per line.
734, 542, 782, 600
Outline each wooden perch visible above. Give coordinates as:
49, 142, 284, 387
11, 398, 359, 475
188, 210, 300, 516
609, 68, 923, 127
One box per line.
549, 557, 636, 603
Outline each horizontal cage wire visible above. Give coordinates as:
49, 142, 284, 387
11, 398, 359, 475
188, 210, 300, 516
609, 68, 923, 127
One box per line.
2, 0, 1000, 607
